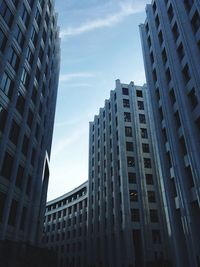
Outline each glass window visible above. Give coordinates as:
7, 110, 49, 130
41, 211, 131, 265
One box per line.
123, 99, 130, 108
122, 87, 129, 95
191, 11, 200, 33
124, 112, 131, 122
142, 143, 150, 153
141, 128, 148, 138
148, 191, 156, 202
150, 209, 159, 222
8, 199, 18, 226
22, 135, 29, 156
152, 230, 161, 244
0, 104, 7, 133
139, 114, 146, 124
125, 126, 132, 137
146, 174, 154, 185
0, 28, 7, 52
128, 172, 136, 184
127, 156, 135, 167
0, 72, 14, 98
126, 142, 134, 151
1, 152, 14, 179
138, 101, 144, 110
144, 158, 152, 168
130, 190, 138, 201
9, 120, 20, 145
16, 92, 25, 115
131, 209, 140, 222
0, 192, 6, 222
15, 164, 24, 188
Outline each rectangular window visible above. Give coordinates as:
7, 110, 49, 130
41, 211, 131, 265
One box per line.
125, 126, 132, 137
22, 135, 29, 156
167, 4, 174, 22
182, 64, 191, 84
142, 143, 150, 153
8, 199, 18, 226
139, 114, 146, 124
122, 87, 129, 95
15, 165, 24, 188
16, 92, 25, 115
127, 156, 135, 167
0, 28, 7, 52
138, 101, 144, 110
144, 158, 152, 168
191, 11, 200, 33
136, 90, 143, 97
131, 209, 140, 222
1, 152, 14, 179
126, 142, 134, 151
141, 128, 148, 139
123, 99, 130, 108
158, 30, 163, 45
177, 42, 184, 61
0, 104, 7, 133
124, 112, 131, 122
128, 172, 136, 184
9, 120, 20, 145
152, 230, 161, 244
130, 190, 138, 202
172, 22, 179, 41
148, 191, 156, 202
0, 72, 14, 98
150, 209, 159, 222
27, 109, 33, 128
0, 192, 6, 222
188, 88, 198, 110
146, 174, 154, 184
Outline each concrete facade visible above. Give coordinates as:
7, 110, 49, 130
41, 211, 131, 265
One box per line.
43, 182, 88, 267
87, 80, 171, 267
0, 0, 60, 260
140, 1, 200, 267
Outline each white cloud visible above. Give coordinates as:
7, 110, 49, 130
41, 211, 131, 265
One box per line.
59, 72, 95, 82
60, 1, 146, 38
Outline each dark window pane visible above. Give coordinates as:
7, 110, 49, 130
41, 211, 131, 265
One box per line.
1, 152, 14, 179
126, 142, 134, 151
0, 104, 7, 133
8, 199, 18, 226
0, 72, 14, 98
122, 87, 129, 95
0, 28, 7, 52
16, 92, 25, 115
9, 120, 20, 145
127, 157, 135, 167
0, 192, 6, 222
150, 209, 159, 222
128, 172, 136, 184
15, 165, 24, 188
125, 126, 132, 137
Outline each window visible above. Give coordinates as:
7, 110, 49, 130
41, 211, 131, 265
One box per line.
125, 126, 132, 137
158, 31, 163, 45
0, 104, 7, 133
188, 88, 198, 109
128, 173, 136, 184
139, 114, 146, 124
172, 22, 179, 41
150, 209, 159, 222
152, 230, 161, 244
15, 165, 24, 188
130, 190, 138, 201
21, 4, 29, 27
148, 191, 156, 202
169, 88, 176, 104
142, 143, 149, 153
191, 11, 200, 33
131, 209, 140, 222
167, 4, 174, 22
1, 152, 14, 179
27, 109, 33, 128
182, 64, 191, 84
127, 157, 135, 167
155, 15, 160, 28
141, 128, 148, 138
126, 142, 134, 151
0, 192, 6, 222
0, 72, 14, 98
21, 69, 29, 87
146, 174, 154, 185
122, 87, 129, 95
136, 90, 143, 97
0, 29, 7, 52
137, 101, 144, 110
124, 112, 131, 122
0, 2, 13, 27
16, 92, 25, 115
8, 47, 20, 71
8, 199, 18, 226
15, 26, 25, 47
152, 69, 157, 84
150, 52, 154, 64
123, 99, 130, 108
162, 48, 167, 64
22, 135, 29, 156
144, 158, 152, 168
9, 120, 20, 145
166, 68, 171, 83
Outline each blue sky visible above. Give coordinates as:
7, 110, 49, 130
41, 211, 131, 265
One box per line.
47, 0, 150, 201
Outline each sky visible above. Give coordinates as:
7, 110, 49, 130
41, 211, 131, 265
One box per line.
47, 0, 150, 201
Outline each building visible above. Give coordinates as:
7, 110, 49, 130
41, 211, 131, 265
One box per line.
139, 1, 200, 267
87, 80, 171, 267
43, 181, 88, 267
0, 0, 60, 265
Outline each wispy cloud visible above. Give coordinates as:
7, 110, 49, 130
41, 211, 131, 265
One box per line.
59, 72, 95, 82
60, 1, 146, 38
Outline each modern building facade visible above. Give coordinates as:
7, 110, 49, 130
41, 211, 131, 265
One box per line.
87, 80, 171, 267
43, 182, 88, 267
0, 0, 60, 265
140, 1, 200, 267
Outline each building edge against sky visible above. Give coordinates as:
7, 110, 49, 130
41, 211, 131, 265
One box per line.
0, 0, 60, 266
139, 0, 200, 267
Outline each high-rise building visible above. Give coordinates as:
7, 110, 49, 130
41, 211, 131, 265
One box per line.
43, 182, 88, 267
140, 1, 200, 267
0, 0, 60, 265
87, 80, 171, 267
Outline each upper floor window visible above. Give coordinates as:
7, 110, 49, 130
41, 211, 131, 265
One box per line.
0, 72, 14, 98
125, 126, 132, 137
138, 101, 144, 110
122, 87, 129, 95
191, 11, 200, 33
139, 114, 146, 124
124, 112, 131, 122
141, 128, 148, 139
0, 104, 7, 133
127, 156, 135, 167
123, 99, 130, 108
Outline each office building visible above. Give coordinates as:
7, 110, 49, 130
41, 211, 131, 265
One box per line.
43, 182, 88, 267
140, 1, 200, 267
87, 80, 171, 267
0, 0, 60, 265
